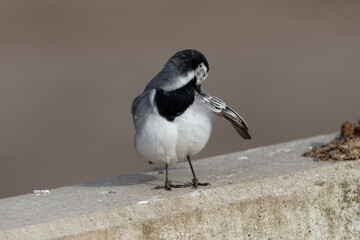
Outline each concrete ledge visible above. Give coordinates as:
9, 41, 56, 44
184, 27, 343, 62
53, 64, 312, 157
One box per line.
1, 133, 360, 239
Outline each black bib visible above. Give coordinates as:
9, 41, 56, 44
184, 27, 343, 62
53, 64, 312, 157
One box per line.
155, 78, 196, 121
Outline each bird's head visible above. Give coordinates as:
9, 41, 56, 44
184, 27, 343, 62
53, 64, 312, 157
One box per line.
163, 49, 209, 93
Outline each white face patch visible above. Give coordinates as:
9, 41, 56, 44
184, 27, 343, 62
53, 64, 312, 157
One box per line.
163, 71, 195, 91
195, 63, 208, 86
161, 62, 208, 92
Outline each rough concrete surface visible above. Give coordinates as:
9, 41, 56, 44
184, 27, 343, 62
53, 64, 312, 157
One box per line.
1, 133, 360, 239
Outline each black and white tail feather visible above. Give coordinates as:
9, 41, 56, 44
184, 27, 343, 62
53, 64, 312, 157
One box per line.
199, 89, 251, 139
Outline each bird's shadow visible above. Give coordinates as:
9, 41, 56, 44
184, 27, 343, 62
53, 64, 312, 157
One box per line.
77, 165, 192, 188
78, 171, 159, 187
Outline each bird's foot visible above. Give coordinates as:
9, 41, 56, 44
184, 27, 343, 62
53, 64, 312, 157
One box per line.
153, 179, 210, 191
172, 178, 211, 189
153, 185, 172, 191
191, 177, 210, 189
153, 180, 185, 191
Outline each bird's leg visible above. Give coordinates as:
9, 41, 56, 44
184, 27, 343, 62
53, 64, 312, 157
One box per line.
153, 164, 172, 191
153, 160, 210, 190
187, 155, 210, 188
164, 164, 172, 190
153, 164, 179, 191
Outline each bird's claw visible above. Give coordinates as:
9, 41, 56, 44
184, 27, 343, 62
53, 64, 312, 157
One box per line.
191, 177, 210, 188
153, 179, 210, 191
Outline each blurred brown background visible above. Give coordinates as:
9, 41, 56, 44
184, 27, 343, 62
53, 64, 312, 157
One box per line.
1, 1, 360, 199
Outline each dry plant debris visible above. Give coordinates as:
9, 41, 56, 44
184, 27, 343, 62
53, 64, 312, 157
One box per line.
303, 121, 360, 162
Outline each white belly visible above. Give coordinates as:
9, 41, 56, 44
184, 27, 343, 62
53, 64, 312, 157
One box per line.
134, 100, 213, 164
174, 101, 213, 161
135, 113, 178, 164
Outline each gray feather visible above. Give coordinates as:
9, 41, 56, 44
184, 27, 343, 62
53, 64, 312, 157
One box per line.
199, 89, 251, 139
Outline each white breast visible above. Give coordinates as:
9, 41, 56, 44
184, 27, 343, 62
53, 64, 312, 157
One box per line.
134, 97, 213, 165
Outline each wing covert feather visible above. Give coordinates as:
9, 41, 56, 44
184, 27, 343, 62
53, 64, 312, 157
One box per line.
199, 89, 251, 139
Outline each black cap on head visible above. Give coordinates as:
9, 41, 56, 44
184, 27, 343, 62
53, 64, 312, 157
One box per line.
166, 49, 209, 75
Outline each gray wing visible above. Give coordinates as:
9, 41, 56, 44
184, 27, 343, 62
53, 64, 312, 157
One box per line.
131, 90, 154, 131
199, 89, 251, 139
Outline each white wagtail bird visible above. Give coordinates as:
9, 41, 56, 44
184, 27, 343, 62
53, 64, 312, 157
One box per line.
132, 49, 251, 190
